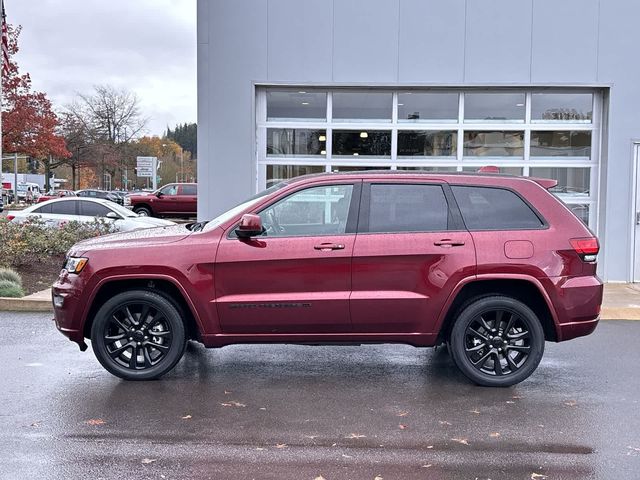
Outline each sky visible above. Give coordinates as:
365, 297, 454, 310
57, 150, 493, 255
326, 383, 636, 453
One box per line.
7, 0, 197, 136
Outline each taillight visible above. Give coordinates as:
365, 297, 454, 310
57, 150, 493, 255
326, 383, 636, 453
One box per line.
6, 215, 15, 221
570, 237, 599, 262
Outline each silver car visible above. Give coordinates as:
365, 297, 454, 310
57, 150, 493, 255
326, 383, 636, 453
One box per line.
7, 197, 175, 231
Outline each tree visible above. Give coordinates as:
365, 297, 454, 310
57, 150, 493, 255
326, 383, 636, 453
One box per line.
1, 24, 70, 189
165, 122, 196, 158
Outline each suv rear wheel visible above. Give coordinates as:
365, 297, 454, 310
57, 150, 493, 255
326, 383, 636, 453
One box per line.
449, 296, 544, 387
91, 290, 187, 380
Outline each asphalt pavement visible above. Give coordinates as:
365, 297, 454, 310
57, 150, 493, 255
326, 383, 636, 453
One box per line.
0, 313, 639, 480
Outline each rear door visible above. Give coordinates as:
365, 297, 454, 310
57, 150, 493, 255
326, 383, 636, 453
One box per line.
177, 184, 197, 215
215, 181, 360, 334
350, 181, 475, 334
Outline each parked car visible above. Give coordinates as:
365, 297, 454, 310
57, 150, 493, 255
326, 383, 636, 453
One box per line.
108, 191, 126, 205
124, 183, 197, 217
53, 172, 602, 385
7, 197, 175, 232
16, 182, 42, 202
37, 190, 77, 203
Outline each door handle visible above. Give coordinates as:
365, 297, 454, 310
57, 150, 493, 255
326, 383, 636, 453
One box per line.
314, 243, 345, 251
434, 239, 466, 247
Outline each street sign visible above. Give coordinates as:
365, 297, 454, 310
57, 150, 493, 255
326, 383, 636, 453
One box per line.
136, 156, 155, 178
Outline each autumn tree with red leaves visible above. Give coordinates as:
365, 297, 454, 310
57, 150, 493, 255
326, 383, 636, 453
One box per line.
1, 24, 69, 190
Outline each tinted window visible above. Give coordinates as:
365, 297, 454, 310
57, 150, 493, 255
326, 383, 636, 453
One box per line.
79, 201, 111, 217
160, 184, 178, 195
259, 185, 353, 237
181, 185, 197, 195
452, 186, 544, 230
33, 203, 52, 214
368, 184, 448, 233
50, 201, 77, 215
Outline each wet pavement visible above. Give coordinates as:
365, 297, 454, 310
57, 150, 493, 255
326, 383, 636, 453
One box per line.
0, 313, 639, 480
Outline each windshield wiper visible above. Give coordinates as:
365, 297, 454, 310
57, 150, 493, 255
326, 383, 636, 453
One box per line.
188, 221, 208, 232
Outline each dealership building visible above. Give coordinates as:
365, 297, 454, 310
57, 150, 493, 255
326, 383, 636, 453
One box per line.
197, 0, 639, 282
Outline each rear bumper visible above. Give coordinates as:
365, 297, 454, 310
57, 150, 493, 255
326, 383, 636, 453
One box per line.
548, 275, 603, 341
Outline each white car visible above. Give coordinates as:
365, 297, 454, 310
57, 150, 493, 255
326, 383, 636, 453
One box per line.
7, 197, 176, 232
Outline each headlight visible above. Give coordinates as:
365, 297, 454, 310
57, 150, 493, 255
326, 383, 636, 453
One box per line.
64, 257, 89, 274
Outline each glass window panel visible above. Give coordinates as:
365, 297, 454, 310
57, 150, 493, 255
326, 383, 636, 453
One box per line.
266, 91, 327, 121
452, 186, 544, 230
79, 201, 111, 217
180, 185, 197, 195
463, 131, 524, 157
331, 166, 391, 172
50, 200, 77, 215
398, 93, 458, 123
267, 129, 326, 157
397, 166, 458, 172
567, 204, 590, 226
259, 185, 353, 237
266, 165, 326, 188
464, 93, 525, 123
530, 131, 591, 158
531, 93, 592, 123
368, 184, 449, 233
333, 130, 391, 157
529, 167, 590, 197
332, 92, 392, 122
462, 166, 523, 176
397, 131, 457, 157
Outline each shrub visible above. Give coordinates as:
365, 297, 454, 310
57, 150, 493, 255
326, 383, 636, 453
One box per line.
0, 268, 22, 286
0, 218, 117, 268
0, 279, 24, 298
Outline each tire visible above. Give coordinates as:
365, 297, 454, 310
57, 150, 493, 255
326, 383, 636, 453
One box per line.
134, 206, 152, 216
449, 296, 545, 387
91, 290, 187, 380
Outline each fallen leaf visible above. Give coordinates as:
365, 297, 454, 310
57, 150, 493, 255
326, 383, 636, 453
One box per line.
85, 419, 105, 426
224, 390, 232, 395
341, 454, 353, 459
506, 400, 515, 404
421, 464, 432, 468
531, 474, 547, 480
399, 424, 408, 430
439, 420, 452, 426
314, 476, 327, 480
426, 445, 434, 449
564, 400, 578, 407
469, 409, 480, 414
489, 432, 501, 438
141, 458, 157, 465
221, 401, 246, 407
181, 415, 192, 420
374, 476, 383, 480
451, 438, 470, 445
346, 433, 366, 438
396, 411, 409, 417
275, 443, 287, 449
256, 447, 265, 451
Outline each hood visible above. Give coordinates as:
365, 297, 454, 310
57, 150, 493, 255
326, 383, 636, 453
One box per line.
128, 217, 175, 228
70, 224, 191, 255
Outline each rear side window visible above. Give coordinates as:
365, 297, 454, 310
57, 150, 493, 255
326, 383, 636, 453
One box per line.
33, 204, 52, 214
368, 184, 449, 233
50, 201, 77, 215
452, 186, 544, 230
181, 185, 197, 195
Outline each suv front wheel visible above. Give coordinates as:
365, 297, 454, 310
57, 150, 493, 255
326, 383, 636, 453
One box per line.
449, 296, 545, 387
91, 290, 187, 380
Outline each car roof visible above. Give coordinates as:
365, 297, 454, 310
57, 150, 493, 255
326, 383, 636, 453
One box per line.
29, 196, 115, 209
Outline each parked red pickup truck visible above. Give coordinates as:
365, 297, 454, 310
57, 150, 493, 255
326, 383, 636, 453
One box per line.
125, 183, 197, 218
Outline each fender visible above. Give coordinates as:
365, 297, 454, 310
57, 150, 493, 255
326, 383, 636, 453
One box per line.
433, 273, 560, 339
80, 272, 210, 336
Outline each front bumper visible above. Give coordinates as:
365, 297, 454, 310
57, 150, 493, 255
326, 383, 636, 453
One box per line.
52, 271, 88, 350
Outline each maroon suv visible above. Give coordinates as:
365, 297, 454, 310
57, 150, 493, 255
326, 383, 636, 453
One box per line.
52, 172, 602, 386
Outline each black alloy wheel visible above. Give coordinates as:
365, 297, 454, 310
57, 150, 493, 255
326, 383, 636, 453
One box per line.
449, 296, 544, 387
91, 290, 186, 380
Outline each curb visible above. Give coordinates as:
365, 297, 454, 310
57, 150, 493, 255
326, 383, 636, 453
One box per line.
0, 297, 639, 320
0, 296, 53, 312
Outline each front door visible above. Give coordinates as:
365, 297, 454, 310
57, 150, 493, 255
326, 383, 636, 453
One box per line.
350, 182, 475, 334
215, 182, 360, 334
154, 184, 181, 215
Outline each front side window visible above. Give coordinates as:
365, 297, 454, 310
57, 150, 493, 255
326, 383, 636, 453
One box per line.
79, 201, 111, 217
259, 184, 354, 237
160, 185, 178, 196
367, 184, 449, 233
452, 186, 544, 230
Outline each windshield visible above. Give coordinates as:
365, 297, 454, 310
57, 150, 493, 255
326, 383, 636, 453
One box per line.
109, 202, 139, 217
202, 182, 287, 232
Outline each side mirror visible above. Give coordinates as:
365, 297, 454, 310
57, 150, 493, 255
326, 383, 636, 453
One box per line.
106, 211, 121, 220
235, 214, 264, 238
155, 192, 163, 198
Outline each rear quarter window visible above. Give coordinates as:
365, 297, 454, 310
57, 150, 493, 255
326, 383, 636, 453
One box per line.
452, 185, 544, 230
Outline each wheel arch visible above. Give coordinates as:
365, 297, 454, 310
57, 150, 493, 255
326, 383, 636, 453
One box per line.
133, 203, 153, 214
82, 276, 203, 342
436, 275, 559, 344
